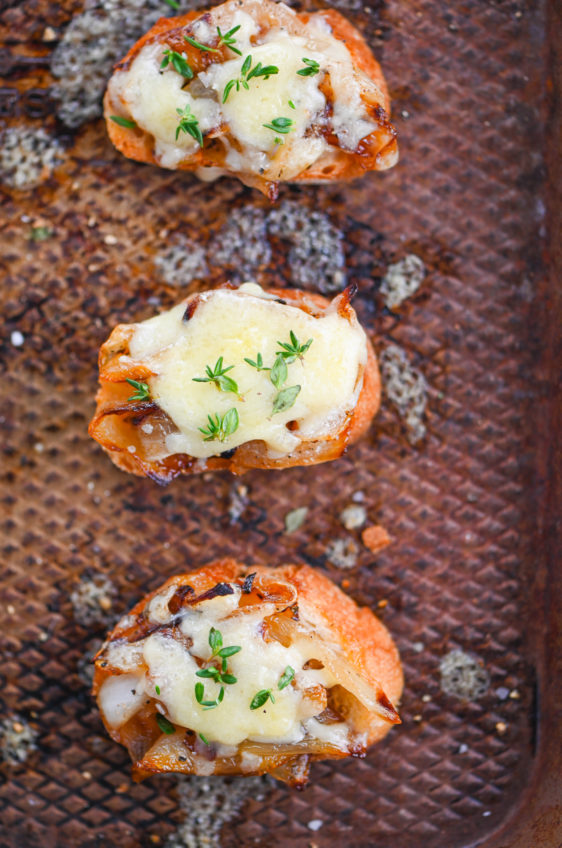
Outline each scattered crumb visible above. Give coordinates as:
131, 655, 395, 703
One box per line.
421, 694, 432, 703
380, 345, 428, 444
307, 819, 324, 832
82, 771, 92, 780
380, 254, 425, 309
0, 716, 37, 765
496, 686, 510, 700
6, 604, 16, 615
103, 233, 118, 245
439, 650, 490, 700
154, 236, 209, 286
495, 721, 507, 735
412, 641, 425, 653
482, 811, 492, 817
0, 127, 61, 190
70, 575, 116, 627
210, 206, 271, 280
361, 524, 391, 554
377, 599, 388, 609
509, 689, 521, 700
285, 507, 308, 534
116, 781, 130, 793
51, 0, 195, 127
326, 537, 359, 570
458, 743, 468, 754
351, 490, 365, 503
77, 638, 103, 686
339, 504, 367, 530
166, 775, 270, 848
268, 200, 346, 293
228, 483, 249, 524
413, 714, 423, 722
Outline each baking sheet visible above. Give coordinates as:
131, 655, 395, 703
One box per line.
0, 0, 560, 846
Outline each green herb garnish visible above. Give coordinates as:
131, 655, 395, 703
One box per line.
250, 689, 276, 710
297, 57, 320, 77
277, 330, 313, 363
193, 356, 238, 394
160, 49, 193, 79
223, 55, 279, 103
269, 354, 288, 390
125, 378, 151, 401
217, 24, 242, 55
262, 116, 294, 135
288, 100, 296, 110
30, 226, 53, 241
184, 33, 218, 52
155, 713, 175, 734
278, 666, 295, 690
272, 384, 301, 415
244, 353, 270, 372
155, 684, 161, 695
199, 733, 210, 745
175, 104, 203, 146
162, 0, 180, 10
198, 408, 239, 442
110, 115, 137, 128
195, 680, 225, 710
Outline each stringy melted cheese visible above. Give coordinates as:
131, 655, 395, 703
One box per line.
101, 591, 346, 747
126, 283, 367, 460
107, 1, 379, 177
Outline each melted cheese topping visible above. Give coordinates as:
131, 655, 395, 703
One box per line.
101, 591, 347, 748
107, 0, 380, 177
126, 283, 367, 459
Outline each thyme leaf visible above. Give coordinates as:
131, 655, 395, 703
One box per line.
175, 104, 203, 146
270, 354, 288, 390
198, 408, 240, 442
193, 356, 239, 394
278, 666, 295, 690
110, 115, 137, 128
184, 34, 219, 53
250, 689, 275, 710
217, 24, 242, 55
272, 384, 301, 415
160, 49, 193, 79
277, 330, 313, 363
297, 57, 320, 77
162, 0, 180, 9
244, 352, 270, 371
223, 55, 279, 102
155, 713, 175, 734
262, 116, 294, 135
125, 378, 151, 401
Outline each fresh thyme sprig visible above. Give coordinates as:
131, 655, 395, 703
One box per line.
250, 688, 276, 710
125, 378, 151, 401
263, 116, 294, 135
184, 33, 218, 52
193, 628, 241, 709
161, 49, 193, 79
297, 57, 320, 77
223, 55, 279, 103
217, 24, 242, 55
193, 357, 239, 394
198, 408, 239, 442
155, 713, 175, 734
110, 115, 137, 128
244, 352, 270, 372
278, 665, 295, 690
269, 354, 288, 390
277, 330, 313, 363
175, 104, 203, 146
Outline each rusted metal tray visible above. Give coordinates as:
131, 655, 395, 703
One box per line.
0, 0, 560, 846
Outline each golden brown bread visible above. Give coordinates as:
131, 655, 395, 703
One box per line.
104, 0, 398, 198
93, 560, 403, 785
88, 285, 381, 482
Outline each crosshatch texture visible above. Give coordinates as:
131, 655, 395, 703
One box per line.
0, 0, 558, 847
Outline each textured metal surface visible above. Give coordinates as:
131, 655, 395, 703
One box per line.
0, 0, 559, 847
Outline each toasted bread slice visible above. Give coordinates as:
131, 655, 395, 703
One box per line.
88, 283, 381, 482
93, 560, 403, 785
104, 0, 398, 198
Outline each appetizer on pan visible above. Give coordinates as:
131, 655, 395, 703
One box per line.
104, 0, 398, 198
93, 560, 403, 785
89, 282, 381, 482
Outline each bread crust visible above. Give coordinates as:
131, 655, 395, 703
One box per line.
88, 286, 381, 482
104, 0, 398, 197
93, 560, 403, 781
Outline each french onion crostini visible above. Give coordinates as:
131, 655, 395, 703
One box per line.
93, 561, 403, 785
88, 283, 381, 482
104, 0, 398, 198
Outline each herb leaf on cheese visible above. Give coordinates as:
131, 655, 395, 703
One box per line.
263, 116, 294, 135
125, 378, 151, 401
269, 354, 288, 390
278, 666, 295, 690
155, 714, 175, 734
184, 34, 219, 53
198, 408, 240, 442
250, 689, 276, 710
160, 49, 194, 79
175, 104, 203, 146
193, 356, 239, 394
277, 330, 313, 363
110, 115, 137, 128
244, 352, 270, 371
297, 57, 320, 77
223, 55, 279, 103
272, 384, 301, 415
217, 24, 242, 55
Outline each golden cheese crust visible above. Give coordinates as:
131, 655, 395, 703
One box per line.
93, 560, 403, 783
104, 0, 398, 198
88, 286, 381, 482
